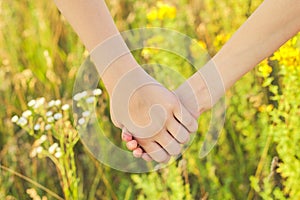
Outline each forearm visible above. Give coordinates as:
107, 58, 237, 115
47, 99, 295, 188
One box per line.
212, 0, 300, 90
53, 0, 138, 93
184, 0, 300, 115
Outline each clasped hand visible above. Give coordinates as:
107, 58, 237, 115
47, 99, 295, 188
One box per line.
109, 67, 198, 163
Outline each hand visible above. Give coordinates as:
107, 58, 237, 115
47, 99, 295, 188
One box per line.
110, 67, 198, 163
122, 72, 213, 161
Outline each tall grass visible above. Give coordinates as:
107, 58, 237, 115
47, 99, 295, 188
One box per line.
1, 0, 299, 199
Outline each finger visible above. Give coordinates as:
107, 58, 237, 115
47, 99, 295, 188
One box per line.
126, 140, 138, 150
121, 128, 133, 142
122, 132, 133, 142
133, 148, 143, 158
167, 119, 190, 144
173, 103, 198, 133
155, 131, 181, 156
139, 141, 170, 163
141, 153, 153, 162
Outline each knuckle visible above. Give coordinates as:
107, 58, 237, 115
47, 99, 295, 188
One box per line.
165, 98, 179, 111
164, 102, 174, 111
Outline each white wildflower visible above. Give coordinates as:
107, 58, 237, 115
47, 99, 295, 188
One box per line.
54, 151, 62, 158
73, 93, 82, 101
82, 111, 91, 117
39, 135, 47, 143
78, 118, 85, 125
36, 146, 43, 154
53, 113, 63, 120
47, 117, 54, 123
33, 124, 41, 131
33, 97, 45, 109
45, 124, 52, 130
73, 91, 87, 101
27, 99, 36, 107
61, 104, 70, 111
55, 100, 61, 106
17, 117, 28, 126
48, 100, 55, 108
86, 96, 95, 104
48, 143, 58, 154
30, 148, 37, 158
46, 111, 53, 117
81, 91, 87, 98
37, 97, 45, 105
22, 110, 32, 118
93, 88, 102, 96
11, 115, 19, 123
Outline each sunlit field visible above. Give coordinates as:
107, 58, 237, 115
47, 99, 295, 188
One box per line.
1, 0, 300, 199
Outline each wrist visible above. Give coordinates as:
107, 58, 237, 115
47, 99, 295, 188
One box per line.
187, 73, 212, 114
177, 60, 226, 117
101, 54, 140, 95
89, 33, 141, 95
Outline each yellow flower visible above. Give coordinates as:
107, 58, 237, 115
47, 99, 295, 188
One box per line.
258, 62, 273, 78
271, 35, 300, 68
213, 33, 231, 51
147, 2, 176, 21
147, 9, 158, 21
198, 41, 207, 50
157, 2, 176, 20
258, 104, 274, 113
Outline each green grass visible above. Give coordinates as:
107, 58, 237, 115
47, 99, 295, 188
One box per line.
1, 0, 300, 199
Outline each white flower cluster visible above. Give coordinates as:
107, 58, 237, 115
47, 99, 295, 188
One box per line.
73, 88, 102, 102
73, 91, 88, 101
12, 97, 79, 165
73, 88, 102, 127
48, 99, 62, 108
48, 143, 62, 158
27, 97, 45, 109
11, 97, 71, 129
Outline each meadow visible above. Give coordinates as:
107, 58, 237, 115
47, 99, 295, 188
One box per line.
0, 0, 300, 199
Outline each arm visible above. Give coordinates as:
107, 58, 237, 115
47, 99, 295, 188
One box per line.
53, 0, 137, 92
124, 0, 300, 160
188, 0, 300, 113
53, 0, 198, 163
215, 0, 300, 90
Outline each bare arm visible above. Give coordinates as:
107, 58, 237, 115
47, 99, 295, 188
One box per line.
124, 0, 300, 160
187, 0, 300, 113
53, 0, 198, 163
53, 0, 137, 92
213, 0, 300, 89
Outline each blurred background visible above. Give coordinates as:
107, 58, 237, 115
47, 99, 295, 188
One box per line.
0, 0, 300, 199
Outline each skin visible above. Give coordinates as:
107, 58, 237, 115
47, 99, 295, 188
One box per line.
124, 0, 300, 161
53, 0, 198, 163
